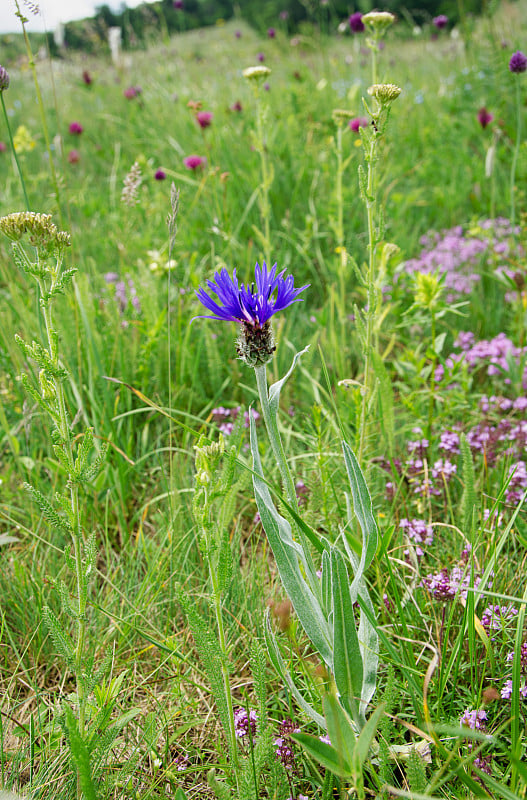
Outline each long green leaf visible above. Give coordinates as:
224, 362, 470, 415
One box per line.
292, 732, 352, 778
342, 442, 378, 599
63, 706, 97, 800
322, 692, 357, 771
331, 548, 363, 726
264, 609, 326, 729
251, 418, 333, 666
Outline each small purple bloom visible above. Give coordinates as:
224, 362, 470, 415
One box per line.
268, 27, 276, 38
279, 10, 289, 21
234, 707, 257, 738
183, 154, 206, 170
231, 100, 243, 112
509, 50, 527, 73
258, 52, 265, 62
432, 15, 448, 29
155, 168, 166, 180
477, 107, 493, 129
82, 70, 92, 85
350, 116, 369, 132
235, 30, 242, 38
195, 262, 308, 327
124, 85, 141, 99
0, 141, 6, 153
349, 12, 364, 33
173, 0, 183, 8
69, 121, 83, 135
196, 110, 213, 129
0, 65, 9, 92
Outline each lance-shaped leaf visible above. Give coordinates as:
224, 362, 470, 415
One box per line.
267, 346, 310, 418
342, 442, 378, 600
322, 692, 357, 771
331, 547, 363, 726
251, 417, 332, 667
264, 609, 326, 729
292, 732, 352, 779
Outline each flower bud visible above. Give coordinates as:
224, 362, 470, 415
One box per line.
242, 65, 271, 81
0, 65, 10, 92
367, 83, 402, 106
362, 11, 395, 34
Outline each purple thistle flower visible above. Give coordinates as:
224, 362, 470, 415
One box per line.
477, 107, 493, 129
82, 70, 92, 85
268, 27, 276, 38
258, 52, 265, 62
69, 121, 84, 135
173, 0, 184, 8
350, 116, 369, 132
196, 110, 213, 129
155, 168, 166, 180
349, 12, 364, 33
183, 154, 206, 170
196, 262, 308, 327
509, 50, 527, 73
432, 15, 448, 29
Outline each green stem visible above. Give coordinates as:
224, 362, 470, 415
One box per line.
211, 570, 240, 778
428, 310, 436, 439
15, 1, 63, 225
254, 364, 317, 581
335, 124, 344, 250
510, 77, 522, 227
39, 265, 87, 740
358, 134, 377, 468
0, 92, 31, 210
255, 87, 271, 261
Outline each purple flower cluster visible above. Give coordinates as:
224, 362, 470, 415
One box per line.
211, 406, 260, 436
398, 218, 522, 303
480, 603, 518, 631
234, 707, 257, 738
274, 719, 300, 770
460, 708, 487, 730
501, 642, 527, 699
400, 518, 434, 557
422, 565, 482, 602
104, 273, 141, 316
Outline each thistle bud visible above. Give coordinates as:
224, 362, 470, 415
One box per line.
0, 65, 10, 92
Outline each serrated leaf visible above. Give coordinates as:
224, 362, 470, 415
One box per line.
63, 705, 97, 800
42, 606, 75, 669
24, 482, 72, 534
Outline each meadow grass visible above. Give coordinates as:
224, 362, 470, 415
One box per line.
0, 4, 526, 799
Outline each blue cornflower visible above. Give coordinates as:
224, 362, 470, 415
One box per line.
196, 262, 307, 326
195, 262, 308, 366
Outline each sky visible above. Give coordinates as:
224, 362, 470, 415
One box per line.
0, 0, 157, 34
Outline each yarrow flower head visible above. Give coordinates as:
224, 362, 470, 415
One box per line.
368, 83, 402, 106
195, 262, 308, 367
0, 65, 10, 92
243, 65, 271, 82
362, 11, 395, 34
509, 50, 527, 73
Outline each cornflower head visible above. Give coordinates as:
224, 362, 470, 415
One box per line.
195, 262, 308, 367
